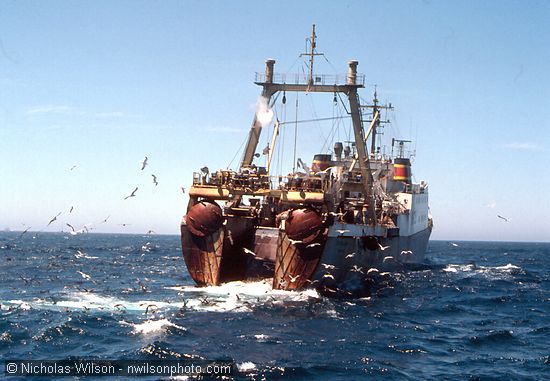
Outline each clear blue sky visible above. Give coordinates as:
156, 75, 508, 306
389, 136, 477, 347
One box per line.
1, 0, 549, 241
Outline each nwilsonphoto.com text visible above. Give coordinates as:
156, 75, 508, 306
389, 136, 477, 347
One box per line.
4, 359, 234, 377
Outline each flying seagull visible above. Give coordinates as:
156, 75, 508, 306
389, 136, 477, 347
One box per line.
497, 215, 510, 222
180, 186, 186, 194
77, 270, 92, 281
124, 187, 138, 200
378, 243, 391, 251
151, 174, 158, 186
288, 274, 300, 283
351, 265, 364, 274
243, 247, 256, 256
69, 164, 78, 171
47, 212, 62, 226
140, 156, 148, 170
19, 226, 32, 238
306, 242, 321, 248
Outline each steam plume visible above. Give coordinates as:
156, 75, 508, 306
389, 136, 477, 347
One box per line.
255, 96, 274, 127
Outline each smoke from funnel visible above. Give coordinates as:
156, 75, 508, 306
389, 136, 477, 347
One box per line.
256, 96, 274, 127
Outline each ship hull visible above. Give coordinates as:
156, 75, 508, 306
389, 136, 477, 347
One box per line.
181, 212, 431, 294
310, 226, 432, 295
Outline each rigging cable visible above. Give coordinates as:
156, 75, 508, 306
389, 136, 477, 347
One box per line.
292, 96, 298, 173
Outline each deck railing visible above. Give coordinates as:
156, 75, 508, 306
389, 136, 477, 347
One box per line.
254, 72, 365, 86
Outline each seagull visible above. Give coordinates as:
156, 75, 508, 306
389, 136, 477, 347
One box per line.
451, 242, 459, 247
345, 252, 356, 259
378, 242, 391, 251
497, 215, 510, 222
19, 226, 32, 238
367, 268, 380, 275
140, 156, 148, 170
351, 265, 364, 274
200, 166, 209, 175
243, 247, 256, 256
321, 264, 336, 270
336, 229, 350, 235
314, 166, 335, 175
288, 238, 303, 245
151, 174, 158, 186
69, 164, 78, 171
306, 243, 321, 248
66, 223, 76, 233
101, 215, 110, 224
124, 187, 138, 200
69, 206, 74, 213
114, 304, 126, 310
19, 276, 33, 285
47, 212, 62, 226
77, 271, 92, 281
180, 186, 186, 194
288, 274, 300, 283
401, 250, 413, 255
227, 230, 234, 245
145, 304, 158, 316
322, 273, 335, 280
119, 223, 132, 227
146, 230, 155, 234
138, 281, 148, 292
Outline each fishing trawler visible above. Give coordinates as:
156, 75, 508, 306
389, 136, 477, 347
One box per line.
180, 26, 432, 295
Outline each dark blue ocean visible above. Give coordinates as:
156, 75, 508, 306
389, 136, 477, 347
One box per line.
0, 232, 548, 380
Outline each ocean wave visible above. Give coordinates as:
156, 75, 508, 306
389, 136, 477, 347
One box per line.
469, 329, 517, 345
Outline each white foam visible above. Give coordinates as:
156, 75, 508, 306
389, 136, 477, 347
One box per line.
120, 318, 186, 335
494, 263, 521, 271
237, 361, 257, 372
166, 279, 322, 312
443, 263, 522, 277
3, 280, 323, 315
1, 300, 32, 310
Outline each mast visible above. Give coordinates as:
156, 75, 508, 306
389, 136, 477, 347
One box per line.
300, 24, 324, 88
361, 86, 393, 157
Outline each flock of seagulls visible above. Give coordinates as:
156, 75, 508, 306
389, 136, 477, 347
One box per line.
17, 155, 191, 237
